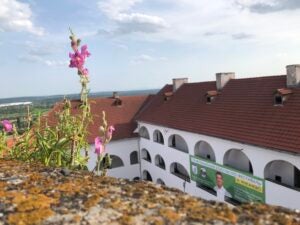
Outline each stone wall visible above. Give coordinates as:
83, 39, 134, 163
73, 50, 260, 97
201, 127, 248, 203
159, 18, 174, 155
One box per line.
0, 159, 299, 225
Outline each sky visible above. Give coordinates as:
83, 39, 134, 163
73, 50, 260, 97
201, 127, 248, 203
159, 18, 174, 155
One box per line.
1, 0, 300, 98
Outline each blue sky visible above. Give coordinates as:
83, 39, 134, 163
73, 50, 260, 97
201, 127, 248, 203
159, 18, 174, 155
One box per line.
1, 0, 300, 98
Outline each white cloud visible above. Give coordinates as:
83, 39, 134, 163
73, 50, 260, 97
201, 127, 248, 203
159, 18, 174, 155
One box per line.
123, 0, 300, 45
17, 41, 68, 67
98, 0, 142, 18
18, 52, 67, 67
235, 0, 300, 13
98, 0, 168, 35
0, 0, 44, 35
131, 54, 167, 64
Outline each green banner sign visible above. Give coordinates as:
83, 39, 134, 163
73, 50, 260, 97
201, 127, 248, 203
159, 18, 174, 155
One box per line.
190, 155, 265, 203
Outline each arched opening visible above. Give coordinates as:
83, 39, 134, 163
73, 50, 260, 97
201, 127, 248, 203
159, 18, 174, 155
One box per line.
139, 126, 150, 139
168, 134, 189, 153
153, 130, 164, 144
155, 154, 166, 170
133, 177, 140, 181
264, 160, 300, 189
223, 149, 253, 174
157, 178, 165, 185
170, 162, 190, 182
130, 151, 139, 165
141, 149, 151, 163
110, 155, 124, 169
194, 141, 216, 161
142, 170, 152, 181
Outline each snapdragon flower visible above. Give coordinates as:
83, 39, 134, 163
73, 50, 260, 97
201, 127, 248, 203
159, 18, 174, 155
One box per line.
1, 120, 13, 133
95, 137, 104, 155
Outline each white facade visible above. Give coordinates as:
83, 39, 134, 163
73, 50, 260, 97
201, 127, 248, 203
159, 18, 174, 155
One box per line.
136, 122, 300, 209
87, 138, 140, 180
86, 122, 300, 209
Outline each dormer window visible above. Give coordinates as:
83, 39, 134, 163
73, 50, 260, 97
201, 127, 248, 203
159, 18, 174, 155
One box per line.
274, 95, 283, 105
206, 90, 218, 104
274, 88, 292, 106
206, 96, 212, 103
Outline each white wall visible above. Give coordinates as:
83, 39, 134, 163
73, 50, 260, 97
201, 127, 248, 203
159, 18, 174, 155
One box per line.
86, 121, 300, 209
87, 138, 140, 180
266, 181, 300, 209
137, 121, 300, 209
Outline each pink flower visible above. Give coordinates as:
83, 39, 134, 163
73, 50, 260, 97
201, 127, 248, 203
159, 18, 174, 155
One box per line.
1, 120, 13, 133
69, 45, 91, 74
81, 68, 89, 76
81, 45, 91, 59
69, 51, 84, 69
95, 137, 104, 155
107, 125, 115, 138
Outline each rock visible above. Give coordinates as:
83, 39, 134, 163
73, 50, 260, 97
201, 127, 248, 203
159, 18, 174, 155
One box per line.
0, 159, 299, 225
60, 168, 71, 176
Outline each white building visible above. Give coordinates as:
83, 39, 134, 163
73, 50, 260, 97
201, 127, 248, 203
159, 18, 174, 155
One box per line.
48, 65, 300, 209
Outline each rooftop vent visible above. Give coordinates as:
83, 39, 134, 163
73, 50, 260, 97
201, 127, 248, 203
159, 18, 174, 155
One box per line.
112, 92, 122, 106
164, 92, 173, 101
274, 88, 292, 106
205, 90, 218, 104
112, 91, 119, 99
113, 98, 122, 106
286, 64, 300, 88
216, 72, 235, 91
173, 78, 188, 92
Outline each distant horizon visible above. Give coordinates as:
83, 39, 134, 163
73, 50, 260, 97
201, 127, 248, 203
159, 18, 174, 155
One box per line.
0, 88, 159, 102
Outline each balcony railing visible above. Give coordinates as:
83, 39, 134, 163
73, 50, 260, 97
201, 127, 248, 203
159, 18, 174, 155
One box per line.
266, 178, 300, 192
142, 157, 151, 163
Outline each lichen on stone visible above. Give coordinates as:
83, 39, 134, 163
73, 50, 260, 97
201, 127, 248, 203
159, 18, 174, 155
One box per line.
0, 159, 299, 225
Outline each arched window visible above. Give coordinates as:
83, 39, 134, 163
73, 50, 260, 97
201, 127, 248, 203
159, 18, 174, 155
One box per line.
170, 162, 190, 182
155, 155, 166, 170
110, 155, 124, 169
139, 126, 150, 139
264, 160, 300, 189
223, 149, 253, 174
157, 178, 165, 185
142, 170, 152, 181
153, 130, 164, 144
194, 141, 216, 161
130, 151, 139, 165
168, 134, 189, 153
141, 149, 151, 163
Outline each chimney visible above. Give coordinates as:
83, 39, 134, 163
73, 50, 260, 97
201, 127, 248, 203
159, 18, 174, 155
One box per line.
286, 64, 300, 88
216, 72, 235, 91
173, 78, 188, 92
112, 91, 119, 99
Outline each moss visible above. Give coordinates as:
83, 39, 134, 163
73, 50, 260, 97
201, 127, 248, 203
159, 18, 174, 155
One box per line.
7, 208, 54, 225
118, 215, 134, 225
144, 216, 164, 225
159, 207, 183, 223
1, 159, 299, 225
12, 193, 57, 212
83, 194, 101, 209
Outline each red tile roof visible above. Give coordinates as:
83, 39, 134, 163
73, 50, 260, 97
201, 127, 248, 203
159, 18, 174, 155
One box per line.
137, 75, 300, 154
45, 95, 151, 144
